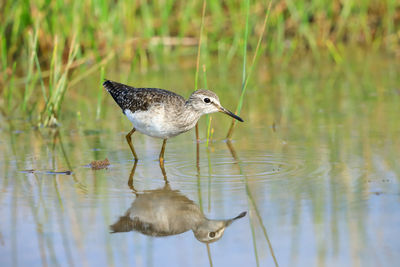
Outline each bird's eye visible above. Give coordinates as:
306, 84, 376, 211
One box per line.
209, 232, 216, 238
203, 98, 211, 103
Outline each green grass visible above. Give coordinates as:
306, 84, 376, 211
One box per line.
0, 0, 398, 124
39, 35, 79, 127
194, 0, 207, 142
226, 0, 251, 140
96, 67, 105, 120
226, 1, 272, 139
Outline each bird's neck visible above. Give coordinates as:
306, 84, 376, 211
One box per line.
175, 102, 202, 129
190, 216, 210, 231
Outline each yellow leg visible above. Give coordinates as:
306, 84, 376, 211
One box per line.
159, 139, 167, 168
159, 161, 168, 183
126, 127, 138, 160
195, 123, 200, 142
128, 160, 138, 193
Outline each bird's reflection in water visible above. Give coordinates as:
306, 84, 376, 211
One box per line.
110, 162, 246, 243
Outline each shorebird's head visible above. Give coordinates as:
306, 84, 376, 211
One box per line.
193, 211, 247, 243
188, 90, 244, 122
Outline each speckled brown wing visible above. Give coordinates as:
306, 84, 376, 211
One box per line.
103, 80, 185, 114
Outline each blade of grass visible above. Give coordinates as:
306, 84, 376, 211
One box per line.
227, 1, 272, 139
249, 210, 260, 267
206, 149, 212, 212
194, 5, 212, 263
194, 0, 207, 143
196, 134, 213, 267
226, 0, 250, 139
41, 36, 79, 126
326, 40, 343, 64
202, 64, 213, 147
96, 66, 105, 120
226, 141, 279, 267
5, 62, 17, 111
22, 26, 39, 111
206, 116, 212, 147
34, 49, 47, 103
1, 34, 7, 75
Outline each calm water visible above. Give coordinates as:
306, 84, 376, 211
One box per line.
1, 53, 399, 266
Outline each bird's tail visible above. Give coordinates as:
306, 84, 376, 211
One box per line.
103, 79, 121, 96
109, 214, 135, 233
103, 80, 129, 111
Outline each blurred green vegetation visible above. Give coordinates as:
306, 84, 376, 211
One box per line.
0, 0, 399, 125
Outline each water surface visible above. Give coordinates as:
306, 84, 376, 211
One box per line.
1, 53, 399, 266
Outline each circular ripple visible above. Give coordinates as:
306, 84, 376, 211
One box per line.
165, 151, 300, 188
102, 144, 332, 196
164, 144, 331, 187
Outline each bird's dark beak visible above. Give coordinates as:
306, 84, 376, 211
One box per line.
219, 106, 244, 122
224, 211, 247, 226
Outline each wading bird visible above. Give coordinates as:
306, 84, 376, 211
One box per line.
103, 80, 243, 166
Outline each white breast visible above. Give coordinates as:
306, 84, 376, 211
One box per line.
124, 108, 185, 139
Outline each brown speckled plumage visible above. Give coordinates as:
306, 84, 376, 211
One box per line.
103, 80, 185, 114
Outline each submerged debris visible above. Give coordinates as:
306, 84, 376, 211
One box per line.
46, 170, 72, 175
88, 158, 110, 170
21, 169, 35, 173
21, 169, 72, 175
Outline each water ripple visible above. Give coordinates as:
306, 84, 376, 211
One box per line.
164, 148, 328, 187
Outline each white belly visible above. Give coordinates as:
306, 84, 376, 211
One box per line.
124, 109, 186, 139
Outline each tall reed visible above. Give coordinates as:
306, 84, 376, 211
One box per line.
96, 67, 106, 120
226, 1, 272, 139
39, 36, 79, 127
202, 65, 213, 147
194, 0, 207, 142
